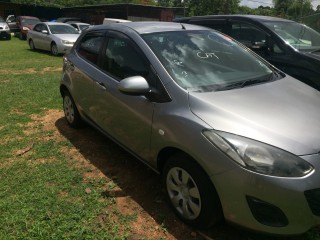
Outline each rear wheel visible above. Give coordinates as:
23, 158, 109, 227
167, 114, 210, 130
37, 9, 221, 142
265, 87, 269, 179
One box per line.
51, 42, 59, 56
163, 153, 223, 229
63, 91, 84, 128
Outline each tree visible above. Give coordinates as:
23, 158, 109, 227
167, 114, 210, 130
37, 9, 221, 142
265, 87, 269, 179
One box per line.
287, 0, 314, 19
273, 0, 314, 19
186, 0, 240, 16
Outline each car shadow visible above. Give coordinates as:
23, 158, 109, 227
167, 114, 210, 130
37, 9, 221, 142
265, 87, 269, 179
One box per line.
55, 116, 316, 240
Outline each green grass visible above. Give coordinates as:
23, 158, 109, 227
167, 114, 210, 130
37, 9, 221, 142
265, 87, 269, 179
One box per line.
0, 38, 132, 239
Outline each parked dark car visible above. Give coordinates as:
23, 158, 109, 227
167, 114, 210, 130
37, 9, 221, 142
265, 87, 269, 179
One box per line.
16, 16, 41, 40
175, 15, 320, 91
60, 22, 320, 235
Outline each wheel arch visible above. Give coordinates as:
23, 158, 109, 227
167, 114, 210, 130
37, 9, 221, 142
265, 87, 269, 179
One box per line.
159, 147, 224, 228
157, 147, 210, 179
60, 84, 69, 97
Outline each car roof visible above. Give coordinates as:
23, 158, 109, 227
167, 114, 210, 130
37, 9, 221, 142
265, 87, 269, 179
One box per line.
176, 14, 295, 23
89, 21, 210, 34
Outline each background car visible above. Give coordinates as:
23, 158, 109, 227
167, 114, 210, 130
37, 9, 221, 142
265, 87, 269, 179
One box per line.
175, 15, 320, 91
60, 22, 320, 235
0, 16, 11, 40
16, 16, 41, 40
5, 15, 19, 34
56, 17, 82, 23
68, 22, 90, 33
27, 22, 80, 56
102, 18, 131, 24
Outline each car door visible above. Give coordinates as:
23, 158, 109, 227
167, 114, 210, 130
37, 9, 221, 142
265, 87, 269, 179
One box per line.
69, 31, 106, 118
90, 31, 156, 160
32, 23, 49, 50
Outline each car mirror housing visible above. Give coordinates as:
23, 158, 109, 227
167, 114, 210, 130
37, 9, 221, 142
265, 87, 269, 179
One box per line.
118, 76, 150, 95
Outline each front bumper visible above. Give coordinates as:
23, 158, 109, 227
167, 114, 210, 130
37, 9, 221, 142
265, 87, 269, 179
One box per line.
0, 30, 11, 39
212, 153, 320, 235
57, 43, 74, 54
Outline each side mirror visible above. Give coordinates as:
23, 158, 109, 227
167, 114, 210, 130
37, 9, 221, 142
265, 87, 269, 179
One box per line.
41, 30, 49, 34
118, 76, 150, 95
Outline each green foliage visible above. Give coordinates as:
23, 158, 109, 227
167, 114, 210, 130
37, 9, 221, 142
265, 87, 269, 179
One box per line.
186, 0, 240, 16
11, 0, 156, 7
273, 0, 314, 19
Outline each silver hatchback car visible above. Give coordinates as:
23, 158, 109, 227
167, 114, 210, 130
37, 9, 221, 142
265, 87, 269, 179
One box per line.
60, 22, 320, 235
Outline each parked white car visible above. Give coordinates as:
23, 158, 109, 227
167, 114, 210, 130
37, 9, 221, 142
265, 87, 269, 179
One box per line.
27, 22, 80, 56
0, 16, 11, 40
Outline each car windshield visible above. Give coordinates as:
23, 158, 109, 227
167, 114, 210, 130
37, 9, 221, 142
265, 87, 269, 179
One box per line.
49, 25, 79, 34
143, 30, 273, 92
22, 18, 40, 25
263, 21, 320, 51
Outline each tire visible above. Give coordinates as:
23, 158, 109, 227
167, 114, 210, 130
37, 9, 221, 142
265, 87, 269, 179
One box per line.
6, 34, 11, 40
29, 39, 35, 50
51, 42, 59, 56
163, 153, 223, 229
63, 91, 84, 128
19, 32, 23, 40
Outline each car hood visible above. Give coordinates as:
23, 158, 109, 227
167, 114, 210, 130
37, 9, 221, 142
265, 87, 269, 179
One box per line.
189, 77, 320, 156
302, 51, 320, 61
53, 34, 79, 42
22, 24, 35, 29
0, 22, 8, 28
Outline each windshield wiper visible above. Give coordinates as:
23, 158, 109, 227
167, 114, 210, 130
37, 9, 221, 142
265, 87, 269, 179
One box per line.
216, 73, 276, 91
240, 73, 274, 88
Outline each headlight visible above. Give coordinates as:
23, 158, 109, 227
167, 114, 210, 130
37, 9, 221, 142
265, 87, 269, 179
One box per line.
203, 130, 314, 177
5, 25, 9, 30
62, 40, 74, 45
22, 26, 30, 31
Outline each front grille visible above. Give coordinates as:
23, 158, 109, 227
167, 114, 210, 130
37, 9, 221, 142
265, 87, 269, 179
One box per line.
305, 188, 320, 216
0, 27, 3, 30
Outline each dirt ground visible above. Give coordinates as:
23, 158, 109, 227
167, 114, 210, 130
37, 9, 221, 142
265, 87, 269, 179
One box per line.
29, 109, 313, 240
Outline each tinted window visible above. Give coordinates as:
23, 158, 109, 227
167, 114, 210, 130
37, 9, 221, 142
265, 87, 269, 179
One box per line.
33, 24, 46, 32
230, 22, 267, 48
78, 34, 105, 65
103, 37, 148, 80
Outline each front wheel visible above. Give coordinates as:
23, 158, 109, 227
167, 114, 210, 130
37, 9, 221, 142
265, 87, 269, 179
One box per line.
29, 39, 35, 50
63, 92, 84, 128
163, 153, 223, 229
51, 43, 59, 56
